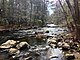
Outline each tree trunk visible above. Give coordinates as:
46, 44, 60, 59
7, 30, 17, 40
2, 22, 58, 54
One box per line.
58, 0, 70, 31
73, 0, 80, 40
66, 0, 80, 40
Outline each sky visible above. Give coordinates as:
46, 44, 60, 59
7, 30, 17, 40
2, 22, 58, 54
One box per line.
48, 0, 64, 15
48, 0, 58, 15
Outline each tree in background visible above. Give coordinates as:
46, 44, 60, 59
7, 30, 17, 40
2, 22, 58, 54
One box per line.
0, 0, 49, 28
48, 0, 67, 26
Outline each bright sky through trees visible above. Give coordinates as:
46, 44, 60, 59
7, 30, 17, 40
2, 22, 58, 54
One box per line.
48, 0, 64, 15
48, 0, 58, 15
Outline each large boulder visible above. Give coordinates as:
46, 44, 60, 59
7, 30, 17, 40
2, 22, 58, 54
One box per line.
16, 42, 30, 50
0, 40, 19, 49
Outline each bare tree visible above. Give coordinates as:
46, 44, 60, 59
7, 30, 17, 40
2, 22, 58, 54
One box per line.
65, 0, 80, 40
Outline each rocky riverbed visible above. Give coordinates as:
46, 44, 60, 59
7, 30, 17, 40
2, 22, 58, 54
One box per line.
0, 27, 79, 60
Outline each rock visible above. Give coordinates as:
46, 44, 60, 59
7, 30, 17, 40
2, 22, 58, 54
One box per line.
49, 44, 56, 48
35, 33, 47, 39
35, 52, 40, 56
16, 42, 30, 50
0, 40, 19, 49
45, 46, 50, 50
63, 42, 70, 48
65, 53, 75, 60
23, 56, 32, 60
65, 53, 74, 56
62, 42, 70, 51
9, 57, 19, 60
9, 48, 20, 54
77, 48, 80, 52
47, 38, 57, 44
58, 42, 63, 47
2, 40, 17, 45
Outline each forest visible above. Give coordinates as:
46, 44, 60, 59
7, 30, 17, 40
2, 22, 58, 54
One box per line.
0, 0, 80, 60
0, 0, 80, 40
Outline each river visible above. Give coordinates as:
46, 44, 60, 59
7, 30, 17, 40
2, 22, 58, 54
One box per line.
0, 27, 67, 60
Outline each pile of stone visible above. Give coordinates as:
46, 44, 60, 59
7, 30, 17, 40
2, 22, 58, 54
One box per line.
47, 33, 80, 60
0, 40, 50, 60
0, 40, 31, 60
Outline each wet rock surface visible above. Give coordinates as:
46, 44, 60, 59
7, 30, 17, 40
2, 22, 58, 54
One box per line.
0, 40, 16, 48
0, 28, 79, 60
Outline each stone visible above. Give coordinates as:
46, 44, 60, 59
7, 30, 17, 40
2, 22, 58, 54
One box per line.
24, 56, 32, 60
58, 42, 63, 47
9, 48, 20, 54
62, 42, 70, 51
65, 53, 75, 60
35, 52, 40, 56
16, 42, 30, 50
63, 42, 70, 48
0, 40, 19, 49
47, 38, 57, 44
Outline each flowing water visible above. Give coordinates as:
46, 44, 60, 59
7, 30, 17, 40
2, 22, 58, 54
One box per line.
0, 27, 67, 60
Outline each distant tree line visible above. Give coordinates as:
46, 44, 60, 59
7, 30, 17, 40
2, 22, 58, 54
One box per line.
0, 0, 49, 28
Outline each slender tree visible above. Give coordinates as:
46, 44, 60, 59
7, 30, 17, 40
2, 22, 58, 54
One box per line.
58, 0, 70, 30
65, 0, 80, 40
